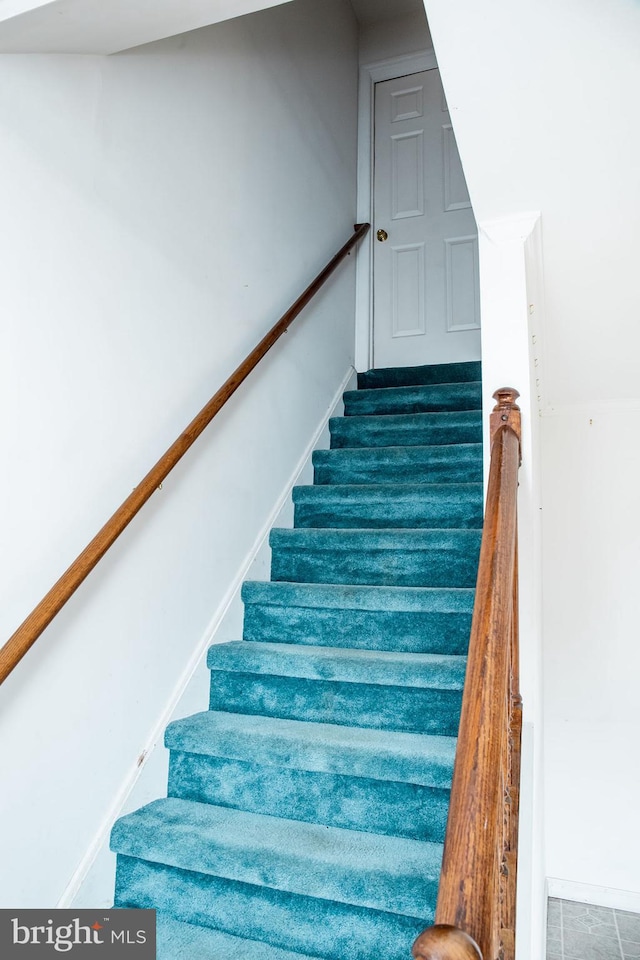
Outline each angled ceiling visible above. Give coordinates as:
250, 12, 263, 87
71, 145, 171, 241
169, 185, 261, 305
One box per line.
349, 0, 426, 26
0, 0, 295, 54
0, 0, 428, 53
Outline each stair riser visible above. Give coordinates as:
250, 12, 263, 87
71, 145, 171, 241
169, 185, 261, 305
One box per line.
293, 497, 482, 530
343, 384, 482, 417
313, 449, 483, 485
357, 361, 481, 390
209, 673, 462, 736
168, 753, 450, 842
271, 545, 480, 588
116, 857, 430, 960
243, 605, 472, 654
157, 916, 323, 960
330, 418, 482, 449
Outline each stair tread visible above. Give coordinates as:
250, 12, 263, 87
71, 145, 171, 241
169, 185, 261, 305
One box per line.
241, 583, 473, 654
242, 581, 475, 612
330, 410, 482, 430
293, 483, 483, 530
314, 443, 483, 462
111, 797, 443, 918
156, 916, 324, 960
316, 441, 483, 456
293, 482, 483, 501
207, 641, 466, 689
343, 382, 482, 416
347, 382, 482, 398
357, 361, 481, 389
165, 710, 456, 788
270, 527, 481, 588
270, 526, 482, 550
329, 410, 483, 449
313, 444, 483, 485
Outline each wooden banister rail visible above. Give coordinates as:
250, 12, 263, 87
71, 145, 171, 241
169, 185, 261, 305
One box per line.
413, 387, 522, 960
0, 223, 370, 686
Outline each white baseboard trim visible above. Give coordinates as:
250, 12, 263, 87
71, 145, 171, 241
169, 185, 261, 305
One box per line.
547, 878, 640, 913
57, 365, 356, 908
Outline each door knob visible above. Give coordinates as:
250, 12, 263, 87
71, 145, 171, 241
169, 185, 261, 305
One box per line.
376, 229, 388, 242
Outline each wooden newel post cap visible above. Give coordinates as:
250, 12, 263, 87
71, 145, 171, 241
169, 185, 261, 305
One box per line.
490, 386, 521, 447
412, 924, 483, 960
492, 387, 520, 408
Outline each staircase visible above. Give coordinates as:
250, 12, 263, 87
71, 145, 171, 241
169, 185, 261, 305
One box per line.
110, 361, 484, 960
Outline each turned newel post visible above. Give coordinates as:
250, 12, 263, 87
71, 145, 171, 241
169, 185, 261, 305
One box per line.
413, 925, 483, 960
489, 388, 521, 452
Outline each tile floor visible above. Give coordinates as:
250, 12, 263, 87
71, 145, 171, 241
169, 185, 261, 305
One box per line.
547, 899, 640, 960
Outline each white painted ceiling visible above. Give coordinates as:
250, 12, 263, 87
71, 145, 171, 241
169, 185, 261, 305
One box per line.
0, 0, 427, 53
349, 0, 425, 26
0, 0, 295, 54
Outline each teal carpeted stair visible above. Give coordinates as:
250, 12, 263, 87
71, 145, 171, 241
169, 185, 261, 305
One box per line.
111, 361, 483, 960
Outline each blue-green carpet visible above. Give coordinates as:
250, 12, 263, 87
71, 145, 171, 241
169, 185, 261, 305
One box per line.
110, 361, 483, 959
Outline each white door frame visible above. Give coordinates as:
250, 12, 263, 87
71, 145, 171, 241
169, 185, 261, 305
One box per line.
355, 50, 438, 372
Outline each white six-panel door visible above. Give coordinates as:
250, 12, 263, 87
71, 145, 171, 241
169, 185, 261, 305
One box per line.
372, 69, 481, 368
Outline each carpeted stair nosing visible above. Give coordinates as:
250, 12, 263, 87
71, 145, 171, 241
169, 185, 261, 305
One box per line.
241, 581, 475, 613
328, 412, 482, 449
292, 482, 483, 500
292, 482, 483, 530
357, 360, 481, 389
270, 527, 482, 589
165, 710, 456, 788
241, 582, 474, 654
313, 443, 483, 485
343, 382, 482, 417
269, 526, 483, 552
206, 641, 466, 689
112, 798, 443, 918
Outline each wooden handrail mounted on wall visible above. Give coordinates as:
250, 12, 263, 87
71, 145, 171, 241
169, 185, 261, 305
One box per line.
0, 223, 370, 686
412, 388, 522, 960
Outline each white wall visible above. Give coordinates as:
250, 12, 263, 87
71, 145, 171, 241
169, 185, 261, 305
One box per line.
0, 0, 359, 908
423, 0, 640, 409
422, 0, 640, 940
71, 370, 357, 908
543, 408, 640, 907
